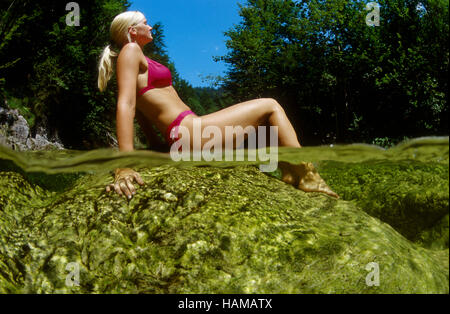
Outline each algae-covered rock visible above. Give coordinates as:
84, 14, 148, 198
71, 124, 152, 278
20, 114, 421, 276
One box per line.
0, 152, 448, 293
317, 160, 449, 249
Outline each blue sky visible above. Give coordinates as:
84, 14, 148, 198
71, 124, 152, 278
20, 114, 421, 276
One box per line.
129, 0, 245, 87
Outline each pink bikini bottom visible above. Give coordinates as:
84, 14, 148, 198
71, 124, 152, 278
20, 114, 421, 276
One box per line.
166, 110, 197, 146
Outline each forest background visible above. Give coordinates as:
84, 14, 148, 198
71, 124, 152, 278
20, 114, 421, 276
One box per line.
0, 0, 448, 149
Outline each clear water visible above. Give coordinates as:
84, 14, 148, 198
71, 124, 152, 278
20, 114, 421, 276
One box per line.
1, 136, 448, 175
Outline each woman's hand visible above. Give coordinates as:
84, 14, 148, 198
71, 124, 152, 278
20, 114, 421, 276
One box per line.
106, 168, 145, 200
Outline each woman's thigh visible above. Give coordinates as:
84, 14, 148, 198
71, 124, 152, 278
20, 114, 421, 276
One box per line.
181, 98, 275, 148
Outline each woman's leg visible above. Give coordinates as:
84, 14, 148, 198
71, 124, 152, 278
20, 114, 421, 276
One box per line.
181, 98, 339, 198
190, 98, 301, 148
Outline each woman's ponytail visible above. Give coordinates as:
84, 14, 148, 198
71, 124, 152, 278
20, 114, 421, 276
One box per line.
97, 45, 118, 92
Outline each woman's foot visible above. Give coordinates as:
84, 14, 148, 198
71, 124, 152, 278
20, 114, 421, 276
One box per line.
278, 161, 339, 199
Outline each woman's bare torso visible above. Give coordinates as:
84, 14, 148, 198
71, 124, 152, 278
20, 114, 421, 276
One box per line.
134, 56, 192, 136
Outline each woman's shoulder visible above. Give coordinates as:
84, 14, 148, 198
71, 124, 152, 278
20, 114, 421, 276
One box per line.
118, 43, 144, 59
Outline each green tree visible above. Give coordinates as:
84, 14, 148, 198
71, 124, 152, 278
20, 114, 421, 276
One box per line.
0, 0, 131, 148
218, 0, 448, 145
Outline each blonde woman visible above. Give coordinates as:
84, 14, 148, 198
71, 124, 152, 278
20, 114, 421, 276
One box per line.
99, 11, 338, 200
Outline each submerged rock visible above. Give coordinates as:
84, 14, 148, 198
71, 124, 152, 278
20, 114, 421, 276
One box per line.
0, 157, 448, 293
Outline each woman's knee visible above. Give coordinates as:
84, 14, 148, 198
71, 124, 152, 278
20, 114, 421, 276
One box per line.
260, 98, 284, 114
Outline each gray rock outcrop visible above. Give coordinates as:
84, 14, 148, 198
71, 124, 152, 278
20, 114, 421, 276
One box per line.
0, 106, 64, 151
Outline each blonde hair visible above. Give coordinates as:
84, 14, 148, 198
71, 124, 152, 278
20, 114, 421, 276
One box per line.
97, 11, 146, 92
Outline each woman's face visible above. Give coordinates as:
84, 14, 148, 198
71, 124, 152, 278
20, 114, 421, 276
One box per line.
129, 18, 153, 45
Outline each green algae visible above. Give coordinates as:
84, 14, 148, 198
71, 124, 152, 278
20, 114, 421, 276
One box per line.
0, 159, 84, 192
0, 137, 448, 293
316, 159, 449, 249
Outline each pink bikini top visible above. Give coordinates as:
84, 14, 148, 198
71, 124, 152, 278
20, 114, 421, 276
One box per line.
138, 56, 172, 96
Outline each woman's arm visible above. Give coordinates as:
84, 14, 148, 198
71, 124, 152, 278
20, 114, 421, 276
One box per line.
106, 43, 145, 199
116, 43, 142, 152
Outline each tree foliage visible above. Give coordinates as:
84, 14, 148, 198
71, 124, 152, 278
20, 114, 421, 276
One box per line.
0, 0, 131, 148
1, 0, 447, 149
218, 0, 449, 145
0, 0, 229, 149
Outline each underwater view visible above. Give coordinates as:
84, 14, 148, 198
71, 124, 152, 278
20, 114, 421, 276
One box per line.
0, 136, 448, 293
1, 0, 448, 299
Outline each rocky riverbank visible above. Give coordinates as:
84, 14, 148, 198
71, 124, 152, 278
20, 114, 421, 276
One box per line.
0, 105, 64, 151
